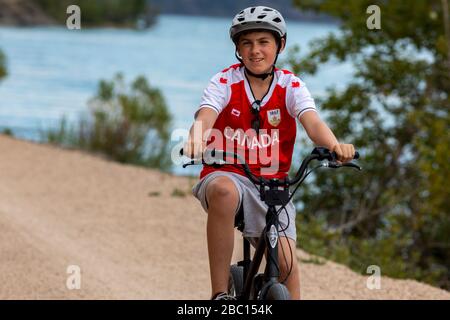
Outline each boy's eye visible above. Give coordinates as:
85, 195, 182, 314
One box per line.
240, 40, 269, 46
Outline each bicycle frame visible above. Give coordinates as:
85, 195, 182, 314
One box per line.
240, 204, 282, 300
234, 169, 293, 300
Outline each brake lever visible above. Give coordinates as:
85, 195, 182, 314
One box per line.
323, 161, 340, 169
181, 152, 227, 168
182, 159, 202, 168
342, 162, 362, 171
323, 161, 362, 171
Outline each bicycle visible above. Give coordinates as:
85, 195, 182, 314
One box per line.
181, 146, 361, 300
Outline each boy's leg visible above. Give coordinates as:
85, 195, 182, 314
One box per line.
278, 236, 300, 300
205, 176, 240, 298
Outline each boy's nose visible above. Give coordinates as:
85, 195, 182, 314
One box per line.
250, 45, 261, 55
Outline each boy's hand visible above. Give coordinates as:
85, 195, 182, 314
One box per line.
184, 108, 218, 159
183, 139, 206, 159
332, 143, 356, 163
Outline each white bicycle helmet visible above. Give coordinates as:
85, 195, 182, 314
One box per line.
230, 6, 287, 43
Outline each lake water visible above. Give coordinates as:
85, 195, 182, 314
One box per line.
0, 14, 351, 175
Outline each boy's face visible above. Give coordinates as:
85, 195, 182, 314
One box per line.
237, 31, 285, 75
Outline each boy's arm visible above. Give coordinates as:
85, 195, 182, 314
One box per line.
184, 107, 219, 158
299, 111, 355, 163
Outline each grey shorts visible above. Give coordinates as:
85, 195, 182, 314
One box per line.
192, 171, 297, 242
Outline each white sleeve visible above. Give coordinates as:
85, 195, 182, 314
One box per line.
195, 72, 229, 119
286, 78, 317, 119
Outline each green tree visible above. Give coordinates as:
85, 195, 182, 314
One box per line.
46, 73, 172, 170
290, 0, 450, 288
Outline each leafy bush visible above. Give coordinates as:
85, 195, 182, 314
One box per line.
1, 128, 13, 136
45, 73, 172, 170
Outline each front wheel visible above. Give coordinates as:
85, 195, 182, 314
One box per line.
228, 264, 243, 298
263, 283, 291, 300
250, 273, 264, 300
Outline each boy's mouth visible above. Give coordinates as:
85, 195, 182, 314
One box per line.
250, 58, 264, 62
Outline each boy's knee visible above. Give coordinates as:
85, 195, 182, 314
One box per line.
206, 177, 239, 207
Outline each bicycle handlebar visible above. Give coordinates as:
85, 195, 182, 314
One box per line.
180, 147, 360, 187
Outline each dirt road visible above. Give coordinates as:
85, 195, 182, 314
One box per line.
0, 135, 448, 299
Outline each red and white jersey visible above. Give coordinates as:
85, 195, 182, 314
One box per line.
196, 63, 317, 180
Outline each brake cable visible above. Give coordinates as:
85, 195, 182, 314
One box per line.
274, 163, 326, 283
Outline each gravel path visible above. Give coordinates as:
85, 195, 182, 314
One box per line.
0, 135, 448, 299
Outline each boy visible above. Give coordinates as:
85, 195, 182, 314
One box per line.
184, 6, 355, 300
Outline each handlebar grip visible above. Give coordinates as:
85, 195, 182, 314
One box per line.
180, 148, 184, 156
331, 151, 360, 160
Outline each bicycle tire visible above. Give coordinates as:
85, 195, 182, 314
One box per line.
263, 283, 291, 300
250, 273, 264, 300
228, 264, 244, 298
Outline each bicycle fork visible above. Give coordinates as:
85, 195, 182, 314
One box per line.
264, 205, 281, 282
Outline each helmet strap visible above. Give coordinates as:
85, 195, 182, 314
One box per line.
244, 65, 274, 80
235, 50, 244, 63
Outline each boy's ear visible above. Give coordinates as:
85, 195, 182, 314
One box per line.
279, 38, 286, 54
